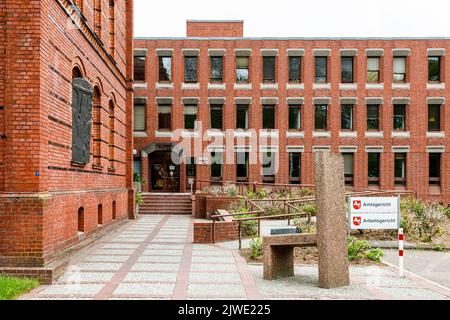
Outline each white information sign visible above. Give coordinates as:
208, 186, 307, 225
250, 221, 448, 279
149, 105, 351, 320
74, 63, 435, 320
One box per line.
348, 197, 400, 230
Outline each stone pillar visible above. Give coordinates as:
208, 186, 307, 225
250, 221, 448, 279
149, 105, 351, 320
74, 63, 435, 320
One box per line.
314, 152, 350, 289
141, 151, 149, 192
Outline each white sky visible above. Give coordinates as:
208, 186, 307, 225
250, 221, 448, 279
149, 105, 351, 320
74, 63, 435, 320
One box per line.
134, 0, 450, 38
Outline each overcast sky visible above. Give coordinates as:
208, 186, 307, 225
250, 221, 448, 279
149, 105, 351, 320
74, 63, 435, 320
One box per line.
134, 0, 450, 38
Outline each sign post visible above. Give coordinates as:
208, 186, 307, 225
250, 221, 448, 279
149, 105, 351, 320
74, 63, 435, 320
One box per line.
349, 196, 404, 277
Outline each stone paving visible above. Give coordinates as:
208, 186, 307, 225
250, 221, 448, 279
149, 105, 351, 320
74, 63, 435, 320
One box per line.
21, 215, 450, 300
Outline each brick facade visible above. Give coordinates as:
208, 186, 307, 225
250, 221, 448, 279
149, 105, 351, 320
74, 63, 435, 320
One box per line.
0, 0, 134, 273
133, 21, 449, 205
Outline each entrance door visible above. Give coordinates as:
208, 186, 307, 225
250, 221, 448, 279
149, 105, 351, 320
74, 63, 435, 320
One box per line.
150, 151, 180, 192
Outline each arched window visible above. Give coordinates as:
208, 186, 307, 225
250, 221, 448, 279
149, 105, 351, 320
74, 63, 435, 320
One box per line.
72, 66, 82, 79
108, 0, 115, 56
93, 86, 102, 167
109, 100, 115, 168
78, 207, 85, 233
94, 0, 102, 37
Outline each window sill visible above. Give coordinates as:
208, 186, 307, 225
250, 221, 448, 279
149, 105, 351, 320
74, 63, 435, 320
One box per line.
339, 131, 357, 138
182, 130, 200, 138
339, 83, 357, 90
392, 131, 410, 138
182, 83, 200, 90
260, 130, 279, 138
313, 131, 331, 138
365, 131, 384, 138
233, 130, 252, 138
154, 131, 173, 138
156, 82, 173, 89
133, 131, 148, 138
365, 83, 384, 90
234, 83, 252, 90
426, 131, 445, 138
206, 130, 225, 137
427, 83, 446, 90
286, 83, 304, 90
92, 164, 103, 171
286, 131, 305, 138
133, 83, 148, 90
208, 83, 226, 90
260, 83, 278, 90
313, 83, 331, 90
392, 83, 410, 90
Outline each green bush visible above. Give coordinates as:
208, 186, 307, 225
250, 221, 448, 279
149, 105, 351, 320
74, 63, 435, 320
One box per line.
249, 237, 263, 259
432, 244, 445, 252
263, 206, 284, 217
135, 191, 144, 206
445, 207, 450, 219
293, 218, 316, 233
297, 203, 317, 216
0, 277, 39, 300
241, 216, 258, 237
347, 237, 371, 261
366, 248, 384, 262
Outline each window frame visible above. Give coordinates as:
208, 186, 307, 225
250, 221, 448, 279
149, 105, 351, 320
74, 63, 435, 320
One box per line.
393, 56, 406, 83
184, 105, 198, 130
184, 56, 198, 83
341, 104, 354, 131
158, 56, 172, 83
314, 104, 328, 131
428, 56, 441, 83
342, 153, 355, 186
134, 55, 146, 83
262, 56, 276, 83
289, 152, 301, 184
368, 153, 381, 185
429, 153, 441, 186
288, 56, 301, 83
367, 57, 380, 83
366, 104, 380, 131
210, 152, 223, 180
341, 56, 354, 83
133, 102, 146, 132
428, 104, 441, 131
210, 56, 224, 83
262, 104, 276, 129
288, 105, 301, 130
236, 56, 250, 83
157, 104, 172, 131
210, 104, 223, 130
236, 152, 249, 182
236, 105, 249, 129
394, 153, 407, 186
393, 104, 406, 131
315, 57, 328, 83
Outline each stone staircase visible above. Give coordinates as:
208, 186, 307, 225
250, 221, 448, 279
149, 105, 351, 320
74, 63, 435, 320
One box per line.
139, 193, 192, 215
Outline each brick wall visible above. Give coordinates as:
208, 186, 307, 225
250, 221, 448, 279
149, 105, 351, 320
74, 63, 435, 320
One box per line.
186, 20, 244, 38
193, 220, 239, 244
0, 0, 134, 269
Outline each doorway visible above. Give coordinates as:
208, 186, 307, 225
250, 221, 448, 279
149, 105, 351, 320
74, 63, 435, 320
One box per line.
149, 151, 180, 192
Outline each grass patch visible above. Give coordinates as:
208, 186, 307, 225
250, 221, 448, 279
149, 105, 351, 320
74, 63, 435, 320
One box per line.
0, 276, 39, 300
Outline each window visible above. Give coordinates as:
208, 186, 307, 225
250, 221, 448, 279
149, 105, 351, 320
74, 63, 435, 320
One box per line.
112, 201, 116, 220
367, 105, 380, 130
393, 57, 406, 82
210, 56, 223, 83
289, 153, 301, 184
186, 157, 196, 177
341, 57, 354, 83
134, 55, 146, 82
367, 57, 380, 83
133, 159, 142, 176
368, 153, 380, 185
428, 56, 441, 82
343, 153, 354, 186
288, 56, 301, 83
262, 105, 275, 129
315, 57, 327, 83
184, 56, 197, 83
108, 0, 115, 55
236, 152, 249, 181
210, 152, 222, 179
289, 105, 301, 130
158, 56, 172, 82
158, 104, 171, 130
315, 105, 328, 130
210, 105, 223, 130
262, 152, 275, 182
428, 104, 441, 131
236, 105, 249, 129
395, 153, 407, 186
78, 207, 85, 233
263, 57, 276, 83
98, 204, 103, 225
236, 57, 249, 83
393, 104, 406, 130
134, 101, 146, 131
184, 105, 198, 130
429, 153, 441, 186
341, 105, 354, 130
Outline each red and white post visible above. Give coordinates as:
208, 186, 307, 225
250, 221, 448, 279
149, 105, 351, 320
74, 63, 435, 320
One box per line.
398, 228, 404, 277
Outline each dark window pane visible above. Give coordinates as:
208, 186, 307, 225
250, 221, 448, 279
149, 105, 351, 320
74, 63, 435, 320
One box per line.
236, 105, 248, 129
184, 115, 196, 129
263, 57, 276, 82
341, 57, 354, 83
289, 153, 301, 178
289, 106, 301, 130
428, 56, 440, 82
262, 152, 275, 177
429, 153, 441, 185
236, 152, 249, 179
263, 105, 275, 129
288, 57, 301, 82
236, 57, 249, 82
134, 56, 146, 82
184, 56, 197, 82
315, 105, 328, 130
210, 57, 223, 82
428, 105, 441, 131
158, 113, 171, 130
315, 57, 327, 83
186, 157, 196, 177
368, 153, 380, 184
341, 105, 353, 130
393, 105, 406, 130
211, 152, 222, 178
395, 153, 406, 186
210, 105, 223, 129
158, 56, 171, 82
367, 105, 380, 130
343, 153, 354, 186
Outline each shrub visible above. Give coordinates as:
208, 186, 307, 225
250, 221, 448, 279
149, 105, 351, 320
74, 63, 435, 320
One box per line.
298, 203, 317, 217
263, 206, 284, 217
366, 248, 384, 262
249, 237, 263, 259
293, 218, 316, 233
135, 192, 144, 206
432, 244, 445, 252
445, 207, 450, 219
240, 214, 258, 237
401, 198, 445, 242
292, 188, 315, 198
223, 184, 237, 197
347, 237, 372, 261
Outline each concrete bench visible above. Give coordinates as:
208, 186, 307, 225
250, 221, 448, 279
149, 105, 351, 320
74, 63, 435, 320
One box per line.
263, 233, 317, 280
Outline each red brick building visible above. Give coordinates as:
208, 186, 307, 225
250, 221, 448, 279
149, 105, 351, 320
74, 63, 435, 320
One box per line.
0, 0, 134, 281
133, 20, 449, 205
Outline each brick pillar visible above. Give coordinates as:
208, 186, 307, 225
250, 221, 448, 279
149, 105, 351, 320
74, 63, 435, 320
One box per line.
141, 151, 149, 192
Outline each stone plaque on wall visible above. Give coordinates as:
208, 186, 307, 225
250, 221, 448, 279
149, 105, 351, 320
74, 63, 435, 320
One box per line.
71, 78, 93, 165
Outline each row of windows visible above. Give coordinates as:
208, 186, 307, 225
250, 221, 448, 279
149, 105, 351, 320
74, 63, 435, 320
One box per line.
134, 53, 444, 84
179, 152, 443, 187
133, 102, 444, 132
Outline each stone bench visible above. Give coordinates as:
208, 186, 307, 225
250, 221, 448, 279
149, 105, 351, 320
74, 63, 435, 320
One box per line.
263, 233, 317, 280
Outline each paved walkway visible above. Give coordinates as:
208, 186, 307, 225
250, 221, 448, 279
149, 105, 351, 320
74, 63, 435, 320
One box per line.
21, 216, 450, 300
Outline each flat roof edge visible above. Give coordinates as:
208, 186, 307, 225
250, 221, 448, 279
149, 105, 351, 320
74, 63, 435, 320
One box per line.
134, 36, 450, 41
186, 20, 244, 23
